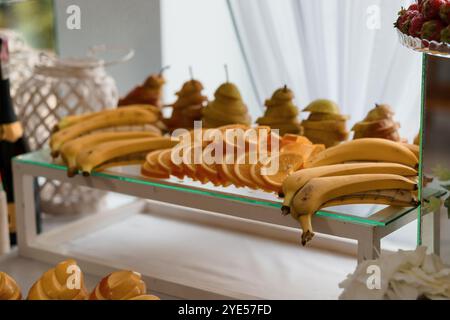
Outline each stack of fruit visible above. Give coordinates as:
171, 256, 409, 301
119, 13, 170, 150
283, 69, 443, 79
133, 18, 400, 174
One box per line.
395, 0, 450, 43
1, 259, 159, 300
164, 79, 208, 132
280, 138, 419, 245
118, 71, 166, 108
256, 86, 303, 136
352, 104, 401, 141
50, 106, 177, 177
202, 82, 252, 128
141, 126, 324, 194
301, 99, 350, 148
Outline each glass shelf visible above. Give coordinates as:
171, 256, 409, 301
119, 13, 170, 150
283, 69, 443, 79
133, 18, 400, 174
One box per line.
15, 149, 445, 228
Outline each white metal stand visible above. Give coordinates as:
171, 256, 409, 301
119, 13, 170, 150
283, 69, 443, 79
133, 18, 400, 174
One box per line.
11, 154, 443, 298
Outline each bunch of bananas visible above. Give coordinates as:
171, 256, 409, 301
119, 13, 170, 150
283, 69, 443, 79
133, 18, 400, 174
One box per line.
141, 126, 324, 193
302, 99, 350, 148
280, 138, 419, 246
50, 105, 178, 177
256, 86, 303, 136
352, 104, 401, 141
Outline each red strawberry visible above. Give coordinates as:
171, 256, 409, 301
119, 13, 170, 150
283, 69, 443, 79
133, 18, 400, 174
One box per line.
441, 25, 450, 43
409, 3, 420, 11
421, 19, 445, 41
409, 13, 426, 37
440, 1, 450, 24
422, 0, 446, 19
400, 10, 420, 34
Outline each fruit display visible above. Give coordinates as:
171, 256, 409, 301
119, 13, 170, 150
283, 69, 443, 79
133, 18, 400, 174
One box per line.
0, 271, 22, 300
395, 0, 450, 44
164, 79, 208, 131
352, 104, 401, 141
280, 138, 419, 245
90, 270, 160, 300
256, 86, 303, 136
27, 259, 89, 300
118, 70, 166, 108
141, 126, 324, 194
202, 82, 252, 128
0, 259, 160, 300
301, 99, 350, 148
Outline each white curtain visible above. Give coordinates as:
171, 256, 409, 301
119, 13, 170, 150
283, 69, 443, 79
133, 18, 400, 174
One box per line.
228, 0, 422, 142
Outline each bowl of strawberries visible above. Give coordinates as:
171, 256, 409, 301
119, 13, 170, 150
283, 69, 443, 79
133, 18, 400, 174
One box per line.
395, 0, 450, 57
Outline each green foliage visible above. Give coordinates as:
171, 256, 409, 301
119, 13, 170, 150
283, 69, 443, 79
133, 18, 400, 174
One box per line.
445, 197, 450, 219
0, 0, 55, 50
423, 196, 442, 214
432, 164, 450, 182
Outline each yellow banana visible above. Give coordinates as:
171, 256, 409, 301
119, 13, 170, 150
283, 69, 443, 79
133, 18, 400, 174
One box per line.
281, 162, 417, 208
305, 138, 418, 169
323, 189, 418, 208
402, 143, 420, 159
75, 137, 178, 175
287, 174, 417, 245
53, 105, 160, 132
60, 131, 159, 177
50, 107, 159, 156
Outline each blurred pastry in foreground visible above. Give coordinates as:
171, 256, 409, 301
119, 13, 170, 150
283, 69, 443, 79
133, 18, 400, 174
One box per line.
27, 259, 89, 300
0, 271, 22, 300
90, 270, 159, 300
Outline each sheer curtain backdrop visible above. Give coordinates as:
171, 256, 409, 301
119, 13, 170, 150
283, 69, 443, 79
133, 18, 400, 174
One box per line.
228, 0, 422, 142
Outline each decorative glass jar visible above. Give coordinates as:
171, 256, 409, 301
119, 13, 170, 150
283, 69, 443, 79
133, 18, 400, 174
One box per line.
14, 48, 133, 214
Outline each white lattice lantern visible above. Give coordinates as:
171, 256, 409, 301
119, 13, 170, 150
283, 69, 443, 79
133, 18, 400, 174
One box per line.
14, 49, 132, 214
0, 29, 39, 99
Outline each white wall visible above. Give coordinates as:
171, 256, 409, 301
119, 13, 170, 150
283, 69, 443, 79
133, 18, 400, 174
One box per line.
161, 0, 259, 117
54, 0, 163, 95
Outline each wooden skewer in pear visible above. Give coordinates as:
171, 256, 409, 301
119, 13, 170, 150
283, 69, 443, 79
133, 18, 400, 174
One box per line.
201, 64, 252, 127
163, 66, 208, 131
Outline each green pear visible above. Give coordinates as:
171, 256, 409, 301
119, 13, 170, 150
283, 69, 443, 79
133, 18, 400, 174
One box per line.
303, 99, 340, 114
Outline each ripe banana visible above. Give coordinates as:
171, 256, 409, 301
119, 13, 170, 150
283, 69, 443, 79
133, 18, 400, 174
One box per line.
402, 143, 420, 159
305, 138, 418, 169
53, 105, 160, 132
75, 137, 177, 175
60, 131, 159, 177
322, 189, 418, 208
286, 174, 417, 245
281, 162, 417, 208
50, 107, 159, 157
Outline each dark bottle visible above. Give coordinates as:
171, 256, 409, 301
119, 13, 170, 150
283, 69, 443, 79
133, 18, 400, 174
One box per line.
0, 37, 40, 245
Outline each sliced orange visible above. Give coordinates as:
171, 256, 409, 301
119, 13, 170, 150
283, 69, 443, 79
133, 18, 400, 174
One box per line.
142, 151, 170, 179
261, 152, 304, 192
197, 147, 223, 186
249, 161, 278, 193
182, 145, 209, 184
157, 148, 184, 179
218, 153, 244, 188
169, 145, 186, 179
234, 153, 259, 189
281, 134, 312, 148
280, 143, 324, 163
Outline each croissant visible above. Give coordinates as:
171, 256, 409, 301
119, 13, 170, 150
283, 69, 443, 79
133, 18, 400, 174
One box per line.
90, 270, 150, 300
0, 272, 21, 300
27, 259, 89, 300
129, 294, 160, 300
